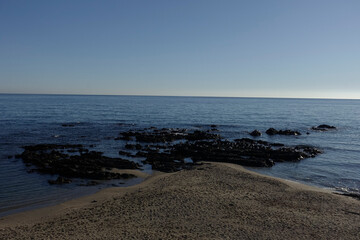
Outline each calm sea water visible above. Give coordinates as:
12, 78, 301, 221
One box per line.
0, 94, 359, 216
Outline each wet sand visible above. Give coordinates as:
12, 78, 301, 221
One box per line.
1, 162, 359, 239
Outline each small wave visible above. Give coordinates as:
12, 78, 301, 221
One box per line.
334, 187, 360, 196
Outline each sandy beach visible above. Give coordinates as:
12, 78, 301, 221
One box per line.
1, 162, 359, 239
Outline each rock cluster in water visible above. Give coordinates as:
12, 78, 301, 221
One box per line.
265, 128, 301, 136
311, 124, 336, 131
248, 124, 337, 137
117, 128, 219, 142
249, 130, 262, 137
19, 125, 329, 184
117, 127, 322, 172
20, 144, 139, 183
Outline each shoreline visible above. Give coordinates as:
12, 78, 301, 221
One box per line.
0, 169, 168, 228
0, 169, 152, 218
1, 162, 359, 239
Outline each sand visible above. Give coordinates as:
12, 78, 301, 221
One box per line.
1, 162, 359, 239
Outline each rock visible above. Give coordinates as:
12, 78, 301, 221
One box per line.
79, 181, 100, 186
277, 130, 301, 136
48, 176, 72, 185
19, 126, 323, 182
141, 137, 321, 172
266, 128, 278, 135
312, 124, 336, 131
318, 124, 336, 129
125, 144, 136, 150
61, 124, 75, 127
185, 130, 220, 141
20, 144, 139, 182
22, 144, 83, 151
250, 130, 261, 137
266, 128, 301, 136
338, 192, 360, 200
114, 127, 322, 172
119, 151, 135, 157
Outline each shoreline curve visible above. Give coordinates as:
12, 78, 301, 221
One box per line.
1, 162, 359, 239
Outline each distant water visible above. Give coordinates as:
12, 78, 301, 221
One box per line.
1, 94, 359, 217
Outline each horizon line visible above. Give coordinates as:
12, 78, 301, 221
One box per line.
0, 92, 359, 101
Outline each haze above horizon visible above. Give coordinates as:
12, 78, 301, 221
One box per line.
1, 0, 359, 99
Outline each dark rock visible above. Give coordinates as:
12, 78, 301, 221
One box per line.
270, 143, 285, 147
119, 151, 135, 157
139, 136, 321, 172
22, 144, 83, 151
79, 181, 100, 186
19, 126, 323, 182
125, 144, 136, 150
67, 149, 78, 153
62, 124, 75, 127
266, 128, 278, 135
338, 192, 360, 200
48, 176, 72, 185
20, 144, 139, 182
312, 124, 336, 131
185, 130, 220, 141
250, 130, 261, 137
318, 124, 336, 129
278, 130, 301, 136
266, 128, 301, 136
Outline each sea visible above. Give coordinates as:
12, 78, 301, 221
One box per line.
0, 94, 359, 217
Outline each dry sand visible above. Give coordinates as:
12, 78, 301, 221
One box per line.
0, 162, 359, 239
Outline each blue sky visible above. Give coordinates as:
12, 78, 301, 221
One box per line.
1, 0, 359, 98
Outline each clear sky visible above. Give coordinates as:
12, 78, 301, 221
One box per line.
1, 0, 359, 99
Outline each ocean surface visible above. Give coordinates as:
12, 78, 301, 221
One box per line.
0, 94, 359, 217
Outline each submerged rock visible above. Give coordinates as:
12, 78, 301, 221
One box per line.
266, 128, 278, 135
266, 128, 301, 136
48, 176, 72, 185
62, 124, 75, 127
250, 130, 262, 137
312, 124, 336, 131
20, 144, 139, 182
19, 126, 323, 181
115, 127, 321, 172
139, 137, 321, 172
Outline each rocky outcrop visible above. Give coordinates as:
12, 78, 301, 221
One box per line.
20, 144, 138, 183
137, 137, 321, 172
266, 128, 301, 136
48, 176, 72, 185
312, 124, 336, 131
119, 128, 220, 143
19, 127, 323, 182
250, 130, 262, 137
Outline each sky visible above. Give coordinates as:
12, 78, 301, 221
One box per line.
0, 0, 359, 99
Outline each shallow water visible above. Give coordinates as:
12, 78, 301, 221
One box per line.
0, 94, 359, 216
